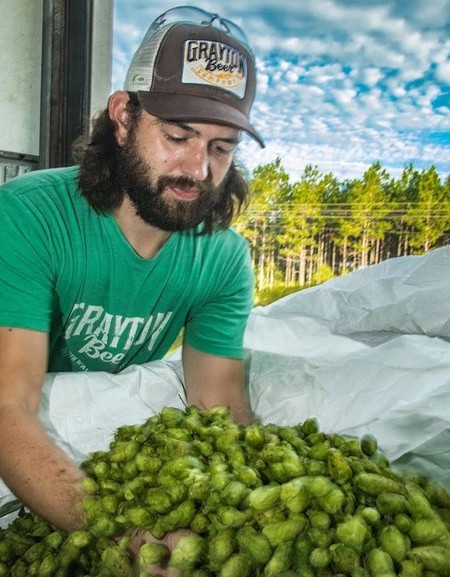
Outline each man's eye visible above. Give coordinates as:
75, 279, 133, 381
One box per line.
213, 144, 236, 156
166, 133, 186, 143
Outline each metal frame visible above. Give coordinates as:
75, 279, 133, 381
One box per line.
0, 150, 39, 185
39, 0, 93, 169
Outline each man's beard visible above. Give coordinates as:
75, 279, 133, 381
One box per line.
116, 135, 224, 232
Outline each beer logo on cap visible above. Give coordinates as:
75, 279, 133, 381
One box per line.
182, 40, 247, 99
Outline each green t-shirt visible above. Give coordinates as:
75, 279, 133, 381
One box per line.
0, 167, 253, 373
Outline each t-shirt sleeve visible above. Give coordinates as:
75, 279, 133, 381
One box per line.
183, 235, 254, 359
0, 185, 54, 331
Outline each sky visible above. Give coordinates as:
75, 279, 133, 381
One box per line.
112, 0, 450, 183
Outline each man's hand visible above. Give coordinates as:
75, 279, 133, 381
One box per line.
127, 528, 196, 576
0, 327, 87, 531
182, 343, 253, 425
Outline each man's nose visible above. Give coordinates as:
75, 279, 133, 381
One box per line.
181, 143, 210, 182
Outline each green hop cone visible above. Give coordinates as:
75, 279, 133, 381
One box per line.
219, 553, 252, 577
365, 548, 396, 576
329, 543, 361, 573
138, 542, 170, 566
309, 546, 331, 569
23, 541, 47, 564
306, 475, 334, 498
244, 422, 267, 449
317, 486, 346, 514
216, 506, 252, 529
249, 484, 281, 511
100, 545, 133, 577
221, 480, 250, 507
190, 512, 210, 534
208, 528, 236, 571
109, 440, 140, 463
10, 560, 28, 577
237, 525, 273, 566
159, 406, 186, 428
125, 507, 155, 530
361, 434, 378, 457
407, 545, 450, 573
145, 488, 173, 514
0, 541, 12, 563
378, 525, 408, 563
397, 559, 423, 577
236, 465, 261, 487
262, 519, 306, 548
269, 453, 305, 482
64, 529, 91, 549
263, 541, 293, 577
327, 448, 353, 485
376, 492, 408, 515
301, 417, 319, 436
280, 477, 310, 513
336, 515, 370, 553
168, 535, 205, 571
80, 476, 99, 496
134, 453, 163, 474
37, 553, 58, 577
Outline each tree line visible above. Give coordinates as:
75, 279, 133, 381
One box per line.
234, 159, 450, 292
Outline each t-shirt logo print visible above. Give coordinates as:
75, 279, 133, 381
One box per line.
183, 40, 248, 98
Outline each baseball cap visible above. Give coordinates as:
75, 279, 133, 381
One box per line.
124, 6, 265, 148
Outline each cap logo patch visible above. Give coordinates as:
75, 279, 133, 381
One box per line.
182, 40, 247, 98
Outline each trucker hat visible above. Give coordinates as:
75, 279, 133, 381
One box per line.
123, 6, 265, 147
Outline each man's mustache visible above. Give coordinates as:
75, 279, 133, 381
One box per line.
157, 175, 213, 195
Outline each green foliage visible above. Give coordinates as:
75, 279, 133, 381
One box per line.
311, 264, 334, 285
236, 160, 450, 293
254, 285, 304, 306
403, 166, 450, 252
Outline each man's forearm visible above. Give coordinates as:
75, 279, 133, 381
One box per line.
230, 403, 254, 425
0, 405, 86, 531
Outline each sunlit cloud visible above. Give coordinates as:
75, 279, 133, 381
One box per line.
112, 0, 450, 182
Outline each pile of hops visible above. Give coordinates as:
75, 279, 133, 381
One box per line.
1, 405, 450, 576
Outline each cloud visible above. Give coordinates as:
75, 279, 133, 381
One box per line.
112, 0, 450, 182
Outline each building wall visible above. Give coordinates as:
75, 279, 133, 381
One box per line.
0, 0, 113, 182
0, 0, 43, 156
91, 0, 114, 117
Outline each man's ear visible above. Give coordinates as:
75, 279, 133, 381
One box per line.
108, 91, 131, 146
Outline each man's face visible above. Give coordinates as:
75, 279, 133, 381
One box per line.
117, 111, 240, 232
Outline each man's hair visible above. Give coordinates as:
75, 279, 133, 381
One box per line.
72, 93, 249, 233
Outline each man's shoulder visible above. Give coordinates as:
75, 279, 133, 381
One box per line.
214, 226, 249, 255
0, 166, 80, 202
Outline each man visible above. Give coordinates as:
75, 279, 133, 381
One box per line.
0, 6, 264, 534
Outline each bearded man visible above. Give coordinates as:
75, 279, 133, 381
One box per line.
0, 6, 264, 535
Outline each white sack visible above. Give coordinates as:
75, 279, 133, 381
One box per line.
245, 245, 450, 487
0, 360, 186, 520
1, 246, 450, 520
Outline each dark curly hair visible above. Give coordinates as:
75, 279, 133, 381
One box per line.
72, 93, 249, 233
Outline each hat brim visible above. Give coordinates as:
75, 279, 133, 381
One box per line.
137, 92, 265, 148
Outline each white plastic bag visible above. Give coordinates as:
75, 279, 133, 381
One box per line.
1, 246, 450, 519
245, 245, 450, 486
